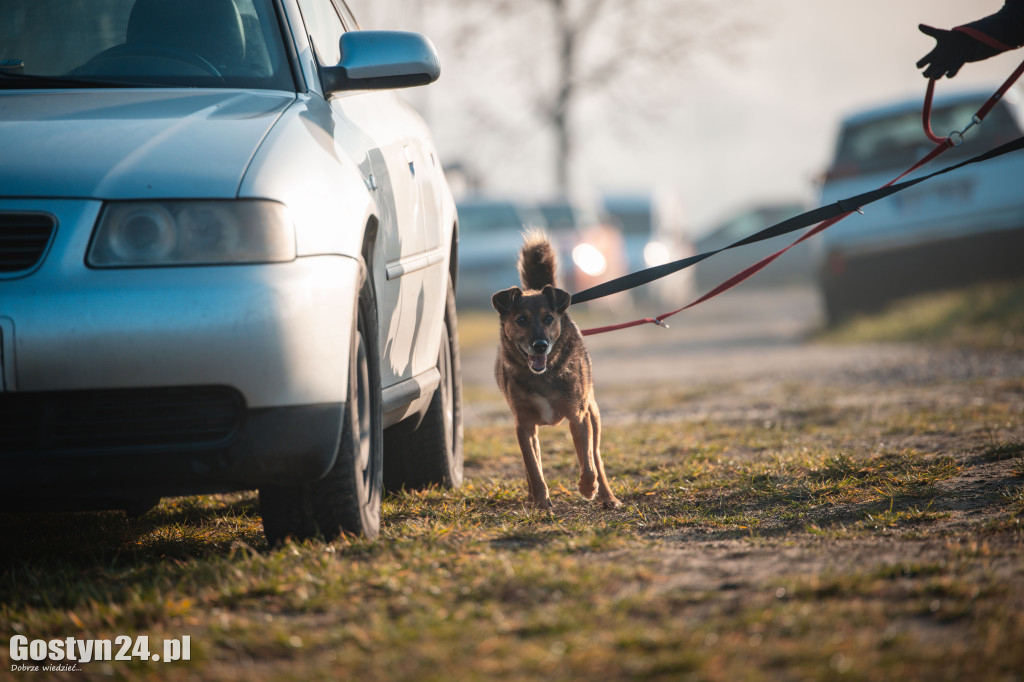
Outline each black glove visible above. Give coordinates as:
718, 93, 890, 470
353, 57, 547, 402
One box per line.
916, 24, 1001, 79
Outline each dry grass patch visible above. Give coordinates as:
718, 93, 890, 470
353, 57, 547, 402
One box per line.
2, 394, 1022, 680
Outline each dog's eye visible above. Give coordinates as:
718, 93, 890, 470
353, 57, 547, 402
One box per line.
515, 316, 528, 326
543, 315, 554, 325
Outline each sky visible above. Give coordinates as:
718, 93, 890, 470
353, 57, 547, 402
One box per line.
362, 0, 1020, 234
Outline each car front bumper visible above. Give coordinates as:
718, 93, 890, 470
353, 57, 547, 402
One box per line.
819, 223, 1024, 322
0, 388, 344, 508
0, 199, 361, 501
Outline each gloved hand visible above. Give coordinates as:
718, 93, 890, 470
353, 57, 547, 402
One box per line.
917, 24, 1001, 78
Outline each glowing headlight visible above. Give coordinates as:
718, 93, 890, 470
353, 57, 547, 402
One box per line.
88, 200, 296, 267
572, 243, 607, 277
643, 241, 671, 267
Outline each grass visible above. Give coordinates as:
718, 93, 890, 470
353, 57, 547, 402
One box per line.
454, 308, 498, 351
2, 396, 1022, 681
818, 277, 1024, 350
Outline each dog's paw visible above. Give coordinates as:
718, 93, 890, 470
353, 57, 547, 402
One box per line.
530, 496, 553, 511
600, 495, 622, 510
578, 475, 597, 500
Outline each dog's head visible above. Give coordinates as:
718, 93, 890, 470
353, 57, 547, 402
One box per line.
492, 285, 571, 374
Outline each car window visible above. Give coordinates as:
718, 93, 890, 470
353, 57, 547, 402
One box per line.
831, 100, 1022, 175
538, 205, 576, 230
458, 203, 531, 233
538, 204, 603, 231
0, 0, 293, 90
296, 0, 346, 66
607, 208, 652, 236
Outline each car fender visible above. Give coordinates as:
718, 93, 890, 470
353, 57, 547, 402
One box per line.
239, 95, 377, 261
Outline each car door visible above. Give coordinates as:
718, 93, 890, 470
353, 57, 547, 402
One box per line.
295, 0, 432, 388
331, 0, 450, 375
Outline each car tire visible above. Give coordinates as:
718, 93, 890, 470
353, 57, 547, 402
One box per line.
312, 277, 384, 541
259, 483, 318, 546
260, 275, 383, 545
383, 274, 464, 492
821, 278, 851, 328
121, 497, 161, 517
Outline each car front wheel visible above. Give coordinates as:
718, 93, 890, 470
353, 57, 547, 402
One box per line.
260, 276, 383, 545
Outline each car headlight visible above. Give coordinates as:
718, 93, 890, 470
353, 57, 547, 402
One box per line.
88, 200, 296, 267
643, 240, 671, 267
572, 242, 607, 277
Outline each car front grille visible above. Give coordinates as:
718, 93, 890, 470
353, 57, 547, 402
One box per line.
0, 387, 245, 454
0, 212, 57, 274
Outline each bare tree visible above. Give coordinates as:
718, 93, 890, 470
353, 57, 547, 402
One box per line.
435, 0, 748, 193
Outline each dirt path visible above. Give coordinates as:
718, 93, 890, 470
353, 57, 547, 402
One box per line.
461, 286, 1024, 426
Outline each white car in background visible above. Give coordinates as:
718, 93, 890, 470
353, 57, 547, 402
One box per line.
817, 88, 1024, 324
455, 196, 630, 309
603, 193, 696, 306
535, 196, 629, 305
453, 197, 548, 308
0, 0, 462, 544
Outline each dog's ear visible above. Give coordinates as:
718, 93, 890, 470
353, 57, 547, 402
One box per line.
491, 286, 522, 314
543, 285, 571, 313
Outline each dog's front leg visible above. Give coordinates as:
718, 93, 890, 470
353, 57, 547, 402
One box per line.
588, 402, 621, 509
516, 423, 551, 509
568, 412, 598, 501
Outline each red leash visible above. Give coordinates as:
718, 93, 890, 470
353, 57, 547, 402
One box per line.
581, 60, 1024, 337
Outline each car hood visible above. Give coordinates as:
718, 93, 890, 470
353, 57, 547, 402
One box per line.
0, 89, 293, 199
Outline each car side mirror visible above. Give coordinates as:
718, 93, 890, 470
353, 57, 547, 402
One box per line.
320, 30, 440, 94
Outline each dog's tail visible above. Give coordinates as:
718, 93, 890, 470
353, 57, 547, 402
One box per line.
518, 230, 558, 290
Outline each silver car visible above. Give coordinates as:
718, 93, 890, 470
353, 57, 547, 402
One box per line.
0, 0, 463, 544
817, 88, 1024, 324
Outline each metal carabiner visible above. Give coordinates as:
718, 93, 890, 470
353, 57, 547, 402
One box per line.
948, 114, 981, 147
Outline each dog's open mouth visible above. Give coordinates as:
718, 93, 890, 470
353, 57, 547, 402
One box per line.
528, 352, 549, 374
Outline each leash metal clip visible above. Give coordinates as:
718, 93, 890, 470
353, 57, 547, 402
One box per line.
648, 318, 670, 330
949, 115, 981, 147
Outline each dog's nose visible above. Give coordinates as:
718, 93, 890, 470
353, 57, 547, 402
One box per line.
531, 339, 550, 355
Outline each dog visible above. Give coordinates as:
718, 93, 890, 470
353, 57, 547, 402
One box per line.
491, 231, 621, 510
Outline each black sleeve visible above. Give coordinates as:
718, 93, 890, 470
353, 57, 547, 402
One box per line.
963, 0, 1024, 49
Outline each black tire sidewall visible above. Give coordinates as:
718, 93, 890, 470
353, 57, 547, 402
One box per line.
312, 277, 383, 540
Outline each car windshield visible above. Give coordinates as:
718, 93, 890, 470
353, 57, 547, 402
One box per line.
606, 206, 652, 236
831, 100, 1022, 175
537, 205, 576, 230
0, 0, 293, 90
537, 203, 601, 231
458, 203, 537, 233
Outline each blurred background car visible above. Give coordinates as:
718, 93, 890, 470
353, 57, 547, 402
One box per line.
454, 197, 547, 308
455, 195, 630, 310
694, 202, 811, 293
603, 192, 696, 306
817, 87, 1024, 325
535, 196, 629, 308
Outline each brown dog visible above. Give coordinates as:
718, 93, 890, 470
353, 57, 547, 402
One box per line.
492, 232, 621, 510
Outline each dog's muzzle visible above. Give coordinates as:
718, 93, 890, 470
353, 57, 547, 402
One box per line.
527, 339, 550, 374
